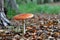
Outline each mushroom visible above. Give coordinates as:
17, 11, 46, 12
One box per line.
13, 13, 34, 34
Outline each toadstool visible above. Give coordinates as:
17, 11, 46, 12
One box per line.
13, 13, 34, 34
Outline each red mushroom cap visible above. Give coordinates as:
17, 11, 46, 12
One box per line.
13, 13, 34, 20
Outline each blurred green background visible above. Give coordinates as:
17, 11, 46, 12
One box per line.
5, 0, 60, 19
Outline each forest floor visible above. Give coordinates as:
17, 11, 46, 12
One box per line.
0, 13, 60, 40
46, 2, 60, 5
1, 14, 60, 40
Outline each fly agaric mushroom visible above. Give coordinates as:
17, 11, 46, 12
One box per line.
13, 13, 34, 34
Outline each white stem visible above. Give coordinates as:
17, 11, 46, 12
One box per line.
24, 20, 25, 34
